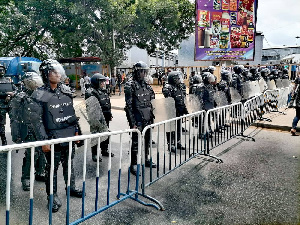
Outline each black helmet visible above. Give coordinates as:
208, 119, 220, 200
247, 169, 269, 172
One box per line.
90, 73, 106, 89
132, 61, 149, 81
260, 68, 270, 77
221, 70, 232, 82
39, 59, 66, 84
233, 65, 244, 74
22, 71, 44, 90
202, 72, 215, 84
208, 66, 216, 74
249, 67, 257, 75
168, 71, 181, 85
282, 68, 288, 74
193, 74, 202, 84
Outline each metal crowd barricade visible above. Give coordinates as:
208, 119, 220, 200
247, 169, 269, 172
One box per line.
204, 102, 244, 158
0, 129, 161, 225
243, 94, 264, 128
140, 111, 206, 192
263, 89, 280, 113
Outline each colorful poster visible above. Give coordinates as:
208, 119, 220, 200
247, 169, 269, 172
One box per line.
230, 12, 237, 25
195, 0, 258, 61
198, 10, 210, 28
229, 0, 237, 11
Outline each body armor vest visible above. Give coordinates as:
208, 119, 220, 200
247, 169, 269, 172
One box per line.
202, 84, 216, 111
0, 77, 14, 109
91, 89, 111, 115
132, 81, 154, 122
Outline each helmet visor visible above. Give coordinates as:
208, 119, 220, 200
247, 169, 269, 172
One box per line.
51, 63, 66, 81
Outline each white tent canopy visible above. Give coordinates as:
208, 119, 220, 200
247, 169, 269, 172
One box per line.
281, 54, 300, 63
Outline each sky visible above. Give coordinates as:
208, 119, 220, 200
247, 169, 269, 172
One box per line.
256, 0, 300, 48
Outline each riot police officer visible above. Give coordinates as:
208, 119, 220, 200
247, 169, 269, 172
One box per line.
218, 70, 232, 104
32, 59, 82, 212
0, 66, 14, 145
9, 71, 46, 191
124, 61, 156, 176
232, 65, 244, 95
85, 73, 114, 162
260, 68, 270, 81
162, 71, 189, 152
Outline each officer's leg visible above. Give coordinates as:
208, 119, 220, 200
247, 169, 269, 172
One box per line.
45, 147, 62, 213
61, 145, 83, 198
34, 146, 46, 181
144, 128, 156, 168
176, 119, 186, 150
101, 119, 114, 157
130, 131, 140, 176
91, 144, 102, 162
21, 148, 31, 191
166, 131, 176, 153
0, 109, 7, 146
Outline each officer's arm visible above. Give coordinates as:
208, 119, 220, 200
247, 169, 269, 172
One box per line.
30, 90, 49, 151
30, 100, 48, 142
124, 82, 136, 128
8, 95, 22, 143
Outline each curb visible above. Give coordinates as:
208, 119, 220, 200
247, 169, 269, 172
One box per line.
252, 122, 299, 132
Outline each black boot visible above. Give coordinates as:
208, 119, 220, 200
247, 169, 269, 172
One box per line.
91, 145, 102, 162
68, 187, 83, 198
22, 179, 30, 191
66, 165, 84, 198
176, 143, 186, 151
130, 165, 141, 176
47, 194, 62, 213
100, 138, 114, 157
1, 135, 7, 146
101, 151, 114, 157
35, 172, 46, 182
145, 159, 157, 168
166, 132, 176, 153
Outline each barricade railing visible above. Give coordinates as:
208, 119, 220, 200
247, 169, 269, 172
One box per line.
276, 86, 292, 110
243, 94, 265, 128
204, 102, 244, 157
263, 89, 280, 113
0, 129, 162, 225
1, 80, 294, 224
141, 111, 206, 191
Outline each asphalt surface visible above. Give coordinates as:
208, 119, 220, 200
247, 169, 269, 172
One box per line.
0, 89, 299, 225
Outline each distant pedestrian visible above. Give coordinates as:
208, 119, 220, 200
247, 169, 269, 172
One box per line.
290, 76, 300, 136
110, 75, 116, 95
79, 75, 85, 97
291, 65, 297, 81
117, 72, 122, 95
83, 72, 91, 89
157, 71, 163, 86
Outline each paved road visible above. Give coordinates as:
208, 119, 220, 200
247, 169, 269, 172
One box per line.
0, 92, 299, 224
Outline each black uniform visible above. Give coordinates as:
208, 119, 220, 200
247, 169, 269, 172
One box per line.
162, 72, 189, 151
85, 81, 112, 158
0, 75, 14, 145
124, 75, 155, 174
32, 83, 81, 199
9, 88, 46, 190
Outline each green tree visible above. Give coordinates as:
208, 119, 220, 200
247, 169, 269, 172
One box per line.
0, 0, 195, 71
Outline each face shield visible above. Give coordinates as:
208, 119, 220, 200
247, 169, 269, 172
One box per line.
51, 63, 67, 82
23, 72, 44, 91
0, 67, 5, 77
99, 79, 106, 89
136, 69, 148, 81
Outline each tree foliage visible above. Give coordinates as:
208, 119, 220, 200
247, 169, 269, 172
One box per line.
0, 0, 194, 70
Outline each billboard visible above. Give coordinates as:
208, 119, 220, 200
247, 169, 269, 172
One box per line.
195, 0, 258, 61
